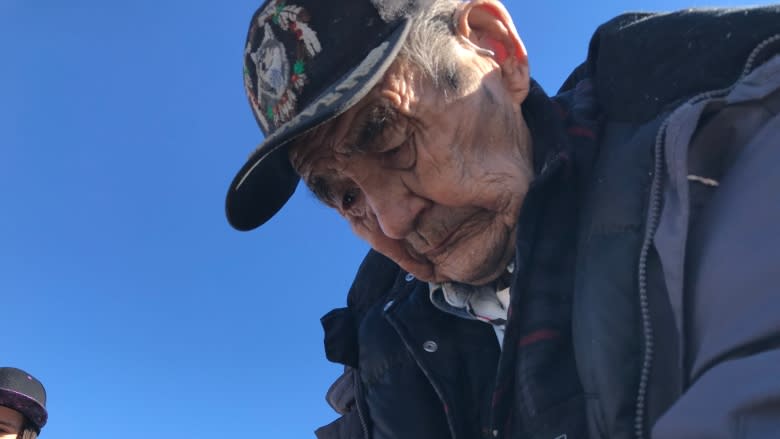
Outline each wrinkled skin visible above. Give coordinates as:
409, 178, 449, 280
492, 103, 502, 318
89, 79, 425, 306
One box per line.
289, 1, 531, 285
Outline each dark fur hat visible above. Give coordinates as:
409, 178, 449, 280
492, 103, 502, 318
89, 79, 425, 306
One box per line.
0, 367, 47, 432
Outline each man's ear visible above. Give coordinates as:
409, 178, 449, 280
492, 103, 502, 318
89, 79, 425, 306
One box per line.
456, 0, 529, 104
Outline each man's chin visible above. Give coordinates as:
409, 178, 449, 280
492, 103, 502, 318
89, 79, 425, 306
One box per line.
398, 258, 506, 285
430, 246, 514, 285
379, 241, 513, 285
397, 260, 436, 282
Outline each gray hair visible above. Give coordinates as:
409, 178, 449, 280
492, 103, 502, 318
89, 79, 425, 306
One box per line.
397, 0, 465, 93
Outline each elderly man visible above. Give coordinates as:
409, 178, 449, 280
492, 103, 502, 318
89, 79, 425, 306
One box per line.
226, 0, 780, 438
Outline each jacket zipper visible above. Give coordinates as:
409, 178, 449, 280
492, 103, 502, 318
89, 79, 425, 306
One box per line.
739, 34, 780, 78
633, 33, 780, 439
634, 113, 666, 439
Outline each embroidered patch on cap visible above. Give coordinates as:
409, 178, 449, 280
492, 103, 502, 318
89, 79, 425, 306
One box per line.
244, 0, 323, 132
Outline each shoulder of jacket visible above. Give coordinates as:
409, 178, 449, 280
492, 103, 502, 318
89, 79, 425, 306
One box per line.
584, 6, 780, 122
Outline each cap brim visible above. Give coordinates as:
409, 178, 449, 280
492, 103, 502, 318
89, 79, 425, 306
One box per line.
226, 19, 413, 231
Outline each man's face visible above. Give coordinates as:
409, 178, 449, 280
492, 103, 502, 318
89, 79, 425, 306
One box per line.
0, 406, 23, 439
290, 50, 532, 285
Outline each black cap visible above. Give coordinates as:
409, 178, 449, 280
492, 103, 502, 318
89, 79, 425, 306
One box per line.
0, 367, 47, 432
226, 0, 430, 231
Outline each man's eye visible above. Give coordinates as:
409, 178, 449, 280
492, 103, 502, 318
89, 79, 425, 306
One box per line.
380, 138, 416, 169
341, 189, 359, 210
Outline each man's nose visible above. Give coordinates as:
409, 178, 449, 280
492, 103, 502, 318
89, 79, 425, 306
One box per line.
362, 184, 425, 240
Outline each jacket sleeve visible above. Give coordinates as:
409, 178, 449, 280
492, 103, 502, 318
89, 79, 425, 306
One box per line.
652, 78, 780, 438
315, 309, 365, 439
315, 250, 401, 438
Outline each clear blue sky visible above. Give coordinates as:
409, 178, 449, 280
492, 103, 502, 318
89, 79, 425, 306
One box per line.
0, 0, 761, 437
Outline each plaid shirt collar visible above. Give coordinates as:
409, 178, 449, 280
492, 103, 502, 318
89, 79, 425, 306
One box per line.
428, 262, 514, 347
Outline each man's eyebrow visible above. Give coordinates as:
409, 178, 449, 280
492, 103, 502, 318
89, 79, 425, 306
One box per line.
351, 102, 399, 153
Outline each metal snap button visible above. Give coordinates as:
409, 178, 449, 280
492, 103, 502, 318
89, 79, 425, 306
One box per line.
405, 273, 415, 282
422, 340, 438, 353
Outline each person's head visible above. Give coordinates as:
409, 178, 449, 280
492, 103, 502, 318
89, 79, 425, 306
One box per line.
0, 368, 47, 439
227, 0, 531, 285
